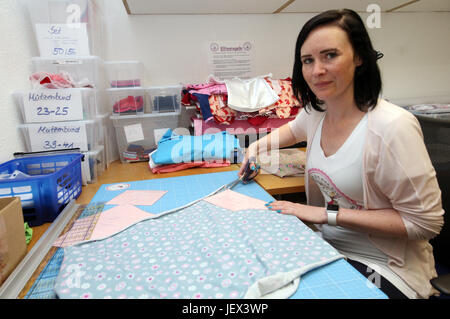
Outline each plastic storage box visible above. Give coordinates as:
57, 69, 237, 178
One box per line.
24, 0, 105, 58
97, 113, 119, 166
0, 153, 83, 226
107, 87, 148, 115
30, 56, 105, 89
13, 88, 101, 123
111, 112, 181, 163
147, 85, 182, 113
81, 145, 105, 185
105, 61, 144, 88
19, 118, 103, 153
179, 105, 198, 130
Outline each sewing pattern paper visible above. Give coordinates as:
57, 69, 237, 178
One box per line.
106, 190, 167, 206
203, 189, 268, 212
89, 205, 156, 241
54, 201, 344, 299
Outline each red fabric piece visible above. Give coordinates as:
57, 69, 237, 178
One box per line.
247, 116, 267, 126
29, 72, 75, 89
150, 161, 231, 174
113, 96, 144, 113
181, 91, 192, 105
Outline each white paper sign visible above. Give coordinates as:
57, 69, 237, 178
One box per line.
23, 89, 83, 123
35, 23, 90, 57
208, 41, 253, 80
124, 123, 144, 143
27, 122, 88, 152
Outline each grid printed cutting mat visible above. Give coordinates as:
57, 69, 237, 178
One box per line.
24, 171, 386, 299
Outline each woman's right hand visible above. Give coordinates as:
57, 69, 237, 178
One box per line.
238, 142, 259, 180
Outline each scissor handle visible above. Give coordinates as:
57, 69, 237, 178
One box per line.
242, 156, 259, 183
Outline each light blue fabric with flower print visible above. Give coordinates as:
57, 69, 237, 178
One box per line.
54, 200, 344, 299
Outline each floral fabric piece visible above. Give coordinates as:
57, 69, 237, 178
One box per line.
54, 200, 344, 299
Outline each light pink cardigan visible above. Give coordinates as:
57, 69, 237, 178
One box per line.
288, 99, 445, 298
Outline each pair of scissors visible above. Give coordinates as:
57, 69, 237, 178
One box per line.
225, 156, 260, 190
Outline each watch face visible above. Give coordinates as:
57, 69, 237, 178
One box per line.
327, 204, 339, 211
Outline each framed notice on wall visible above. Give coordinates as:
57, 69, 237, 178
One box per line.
207, 40, 254, 80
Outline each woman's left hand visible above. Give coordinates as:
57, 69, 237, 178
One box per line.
265, 200, 327, 224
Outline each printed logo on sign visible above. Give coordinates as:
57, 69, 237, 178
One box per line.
210, 42, 219, 52
243, 42, 252, 51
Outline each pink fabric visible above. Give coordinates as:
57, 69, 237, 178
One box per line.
188, 83, 227, 96
30, 72, 75, 89
29, 71, 94, 89
150, 160, 231, 174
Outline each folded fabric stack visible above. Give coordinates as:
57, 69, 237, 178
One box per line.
112, 95, 144, 114
123, 144, 155, 162
149, 129, 241, 173
182, 74, 303, 126
111, 79, 141, 88
403, 104, 450, 114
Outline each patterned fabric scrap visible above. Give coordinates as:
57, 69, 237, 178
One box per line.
257, 148, 306, 177
54, 201, 344, 299
53, 213, 100, 248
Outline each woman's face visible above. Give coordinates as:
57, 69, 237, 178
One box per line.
300, 25, 361, 104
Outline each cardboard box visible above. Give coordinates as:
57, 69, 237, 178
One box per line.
0, 197, 27, 286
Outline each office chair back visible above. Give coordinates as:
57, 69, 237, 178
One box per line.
414, 113, 450, 267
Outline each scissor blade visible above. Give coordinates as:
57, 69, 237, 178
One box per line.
225, 176, 243, 190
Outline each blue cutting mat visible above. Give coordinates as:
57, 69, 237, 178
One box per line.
25, 171, 387, 299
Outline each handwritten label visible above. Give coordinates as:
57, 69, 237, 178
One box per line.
124, 123, 144, 143
35, 23, 90, 57
23, 89, 83, 122
27, 122, 88, 152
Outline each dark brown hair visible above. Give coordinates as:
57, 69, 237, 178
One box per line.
292, 9, 383, 112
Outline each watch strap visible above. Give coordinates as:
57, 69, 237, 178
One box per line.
326, 204, 339, 226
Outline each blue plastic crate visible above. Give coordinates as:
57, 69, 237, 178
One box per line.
0, 153, 83, 226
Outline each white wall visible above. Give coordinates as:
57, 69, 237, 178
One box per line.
101, 0, 450, 104
0, 0, 38, 163
0, 0, 449, 163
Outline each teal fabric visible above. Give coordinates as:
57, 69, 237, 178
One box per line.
151, 129, 241, 165
54, 200, 344, 299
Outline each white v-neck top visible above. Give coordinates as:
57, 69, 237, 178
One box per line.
308, 113, 367, 209
307, 113, 417, 298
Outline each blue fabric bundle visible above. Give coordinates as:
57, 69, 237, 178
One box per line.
151, 129, 241, 165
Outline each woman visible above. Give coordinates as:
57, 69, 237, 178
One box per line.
239, 9, 444, 299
